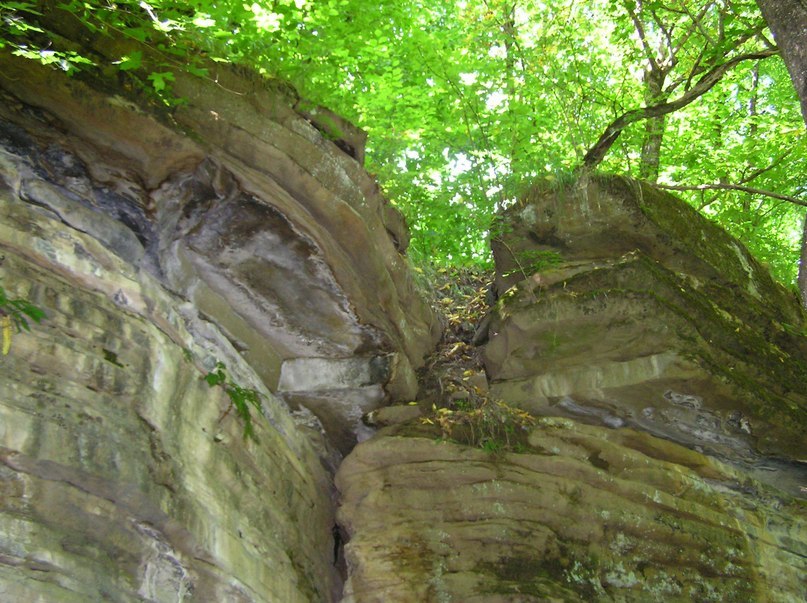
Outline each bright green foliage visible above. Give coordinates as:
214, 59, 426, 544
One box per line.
0, 282, 45, 356
1, 1, 803, 281
0, 283, 45, 333
204, 361, 263, 442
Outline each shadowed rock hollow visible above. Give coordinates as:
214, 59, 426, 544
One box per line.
1, 18, 806, 603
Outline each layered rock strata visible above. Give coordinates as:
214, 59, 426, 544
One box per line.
0, 23, 438, 602
337, 424, 807, 602
484, 175, 807, 489
0, 198, 337, 601
337, 175, 807, 601
0, 28, 440, 454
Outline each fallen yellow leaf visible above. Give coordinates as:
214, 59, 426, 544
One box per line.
2, 316, 11, 355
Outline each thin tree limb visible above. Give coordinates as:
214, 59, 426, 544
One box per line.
666, 23, 765, 94
679, 1, 718, 46
580, 47, 778, 169
738, 148, 794, 184
624, 1, 661, 71
654, 182, 807, 207
672, 2, 715, 58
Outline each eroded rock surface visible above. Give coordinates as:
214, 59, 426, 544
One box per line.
336, 175, 807, 602
337, 424, 807, 602
3, 12, 806, 602
0, 22, 437, 602
0, 21, 439, 453
0, 198, 337, 601
484, 175, 807, 490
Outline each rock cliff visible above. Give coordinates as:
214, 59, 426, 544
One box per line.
337, 423, 806, 602
484, 176, 807, 485
336, 176, 807, 602
1, 19, 806, 603
0, 27, 438, 602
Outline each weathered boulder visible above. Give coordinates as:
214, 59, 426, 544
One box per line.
484, 175, 807, 488
0, 19, 438, 602
336, 175, 807, 602
0, 22, 439, 455
337, 423, 807, 602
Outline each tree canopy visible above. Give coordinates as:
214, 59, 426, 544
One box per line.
2, 0, 805, 288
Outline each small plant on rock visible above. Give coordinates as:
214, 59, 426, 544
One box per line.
0, 283, 45, 355
423, 398, 535, 454
204, 361, 264, 442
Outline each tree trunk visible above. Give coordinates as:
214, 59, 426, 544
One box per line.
755, 0, 807, 125
639, 115, 665, 182
799, 211, 807, 308
639, 68, 667, 182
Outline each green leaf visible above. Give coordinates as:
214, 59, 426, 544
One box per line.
187, 63, 209, 78
124, 27, 149, 42
10, 299, 45, 324
147, 70, 175, 92
114, 50, 142, 72
203, 361, 262, 441
2, 2, 42, 15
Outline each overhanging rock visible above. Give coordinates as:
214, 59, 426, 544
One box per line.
0, 29, 440, 454
278, 356, 394, 455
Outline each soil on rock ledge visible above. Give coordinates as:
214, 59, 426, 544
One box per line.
413, 266, 494, 407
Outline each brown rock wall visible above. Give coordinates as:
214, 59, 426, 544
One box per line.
337, 425, 807, 602
336, 175, 807, 601
0, 21, 439, 601
0, 34, 440, 453
484, 175, 807, 482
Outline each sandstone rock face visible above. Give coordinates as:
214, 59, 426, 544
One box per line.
3, 15, 806, 602
0, 28, 437, 602
337, 425, 807, 602
0, 28, 439, 453
0, 198, 337, 601
484, 175, 807, 490
336, 176, 807, 602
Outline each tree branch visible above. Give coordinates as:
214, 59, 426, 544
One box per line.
680, 1, 718, 47
654, 182, 807, 207
667, 23, 765, 94
738, 148, 793, 184
672, 2, 715, 58
624, 0, 661, 71
580, 47, 778, 169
